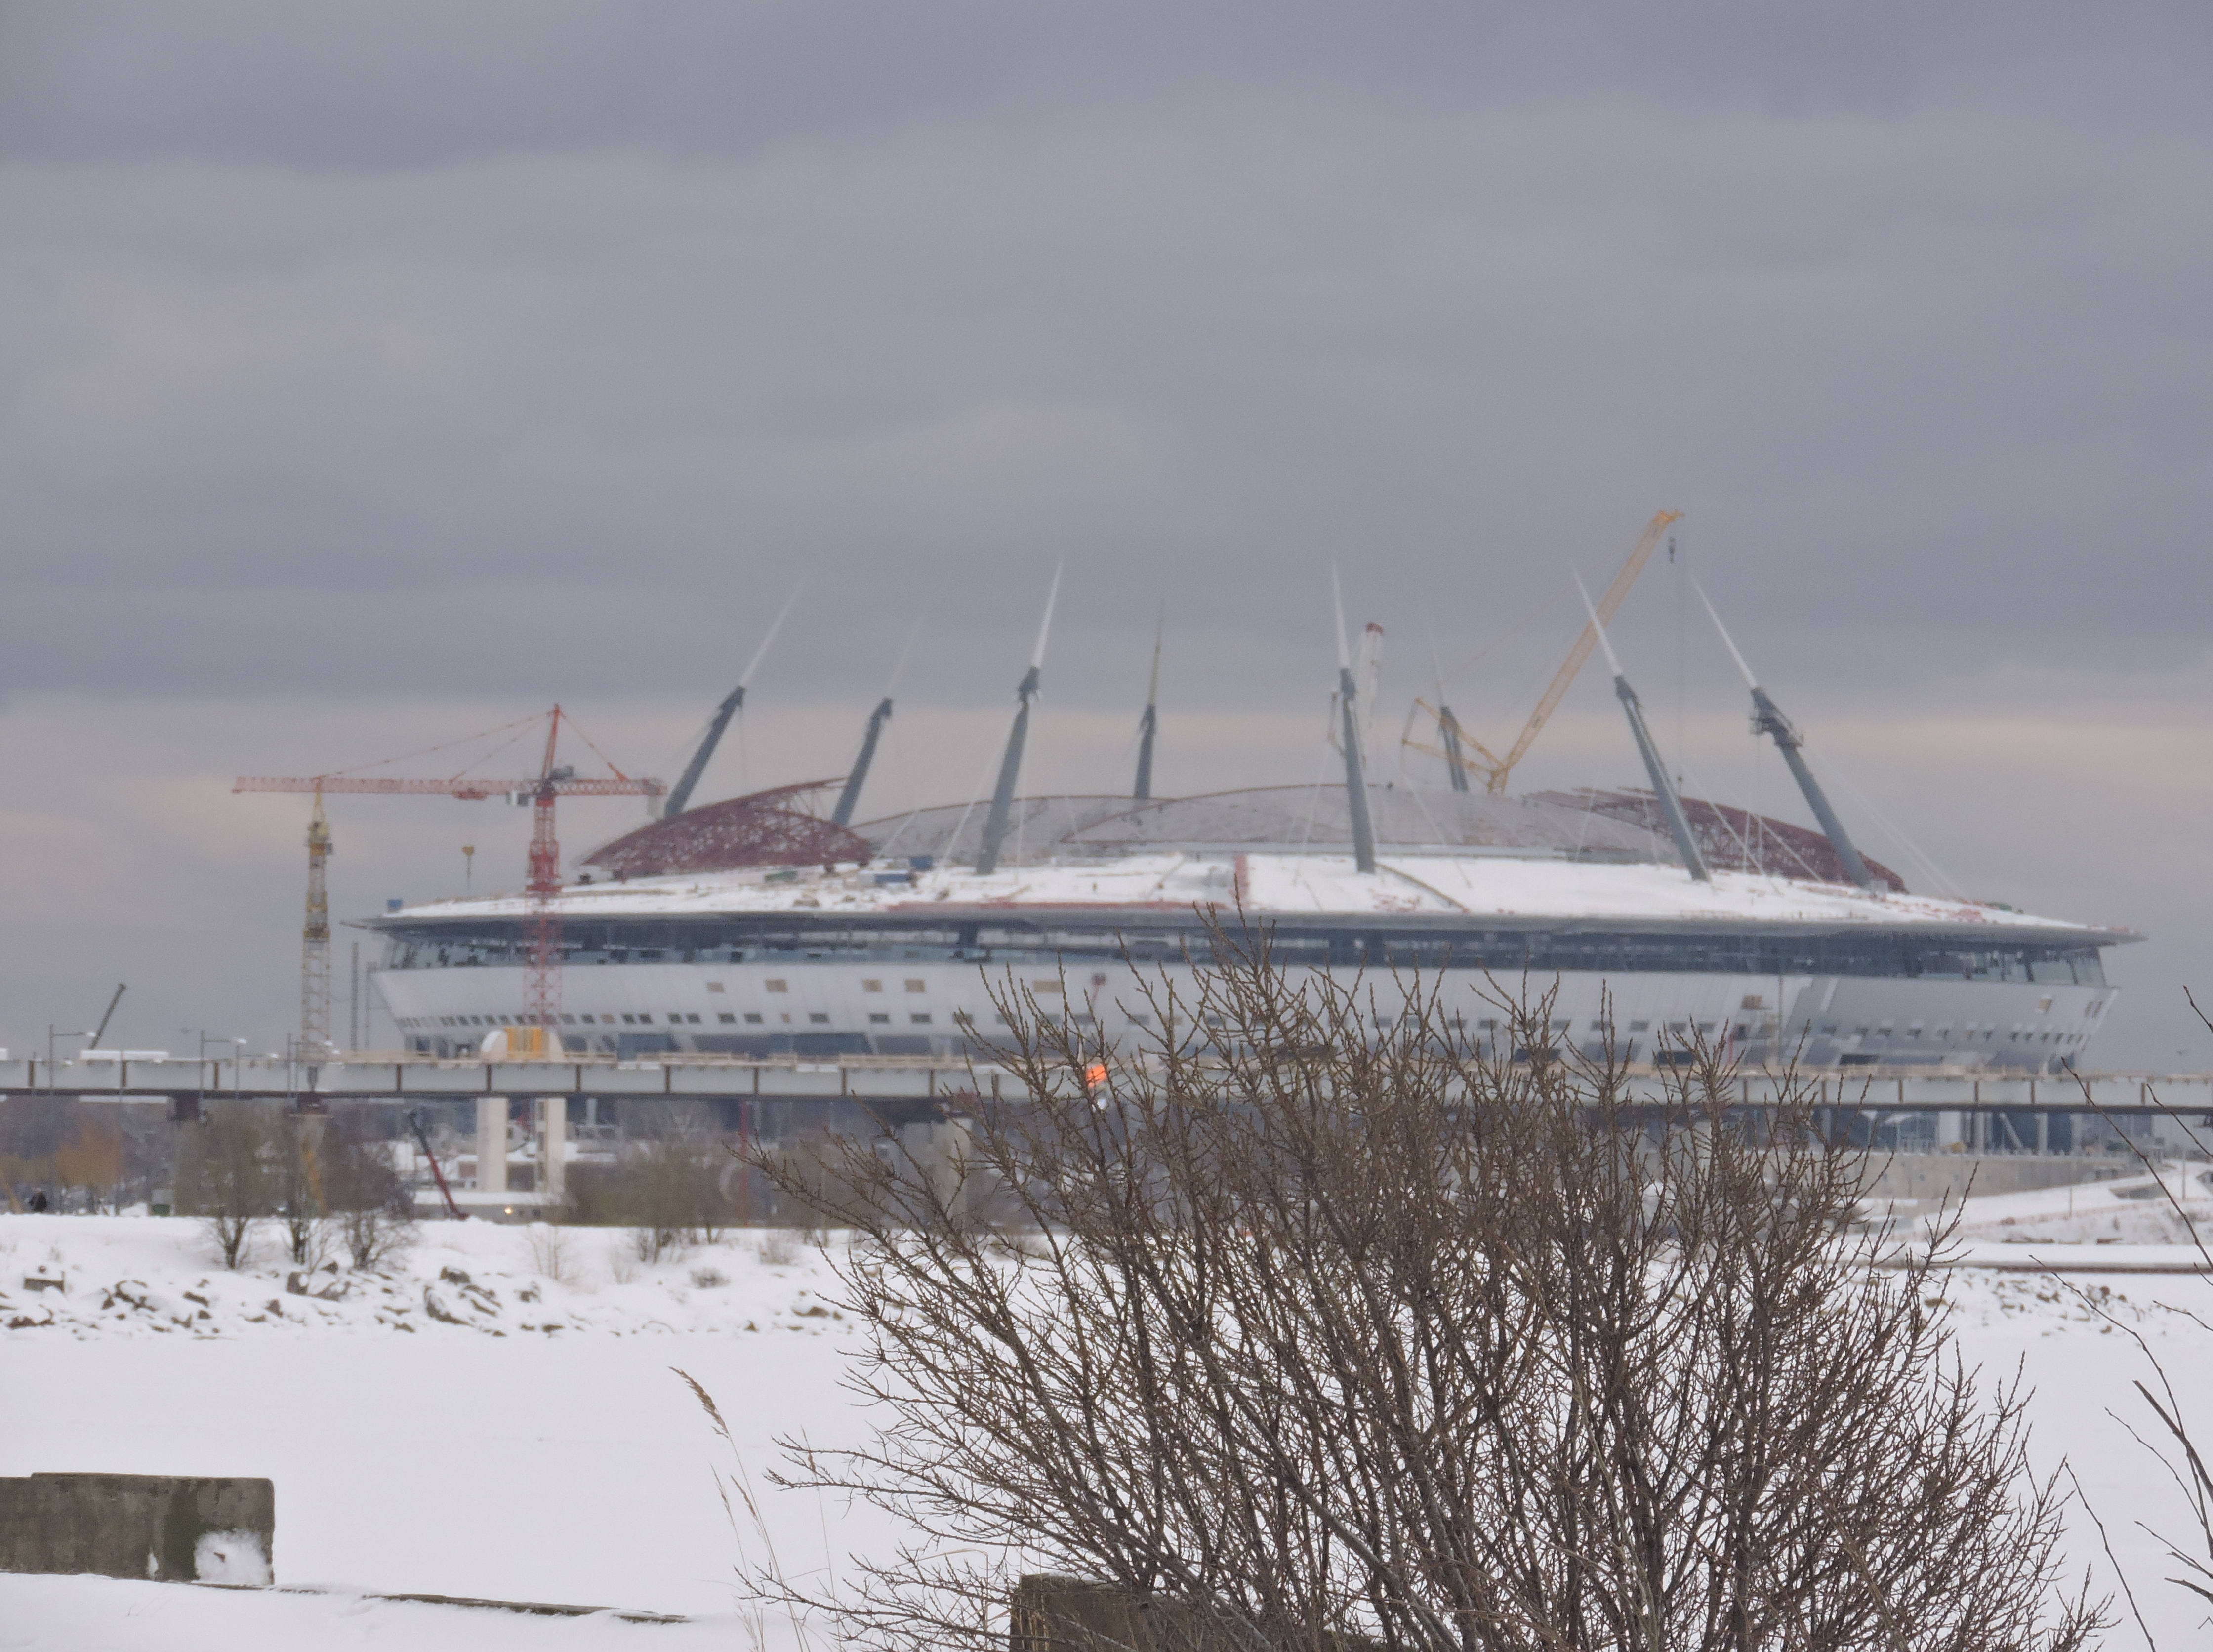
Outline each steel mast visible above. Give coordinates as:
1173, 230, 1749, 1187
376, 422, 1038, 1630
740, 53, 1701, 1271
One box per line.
833, 621, 921, 828
1133, 600, 1164, 801
1334, 569, 1377, 874
976, 566, 1061, 876
1574, 572, 1709, 882
1692, 578, 1877, 891
663, 592, 796, 820
1429, 634, 1470, 794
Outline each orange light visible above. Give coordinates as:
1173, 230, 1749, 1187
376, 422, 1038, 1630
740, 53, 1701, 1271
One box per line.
1084, 1063, 1108, 1089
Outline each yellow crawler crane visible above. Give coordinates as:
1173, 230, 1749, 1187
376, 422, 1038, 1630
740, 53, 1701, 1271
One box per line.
1406, 508, 1681, 794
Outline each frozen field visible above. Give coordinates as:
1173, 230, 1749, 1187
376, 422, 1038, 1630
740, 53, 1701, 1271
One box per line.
4, 1202, 2213, 1649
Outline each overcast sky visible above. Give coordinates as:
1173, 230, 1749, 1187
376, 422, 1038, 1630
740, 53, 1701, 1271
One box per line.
2, 2, 2209, 1064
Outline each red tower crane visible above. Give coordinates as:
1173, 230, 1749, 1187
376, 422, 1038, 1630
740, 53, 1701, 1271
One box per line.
237, 707, 665, 1043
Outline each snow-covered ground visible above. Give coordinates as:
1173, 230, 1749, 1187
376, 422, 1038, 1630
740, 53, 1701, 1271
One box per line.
4, 1203, 2213, 1649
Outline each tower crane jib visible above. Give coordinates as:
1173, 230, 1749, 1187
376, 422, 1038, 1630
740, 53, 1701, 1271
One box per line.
1485, 509, 1680, 794
236, 708, 665, 1049
1398, 510, 1680, 795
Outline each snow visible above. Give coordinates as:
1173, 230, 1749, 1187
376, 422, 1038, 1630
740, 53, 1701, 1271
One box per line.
5, 1206, 2213, 1648
0, 1215, 856, 1340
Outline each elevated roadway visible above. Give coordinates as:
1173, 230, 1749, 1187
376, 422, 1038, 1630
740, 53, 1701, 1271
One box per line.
3, 1053, 2209, 1123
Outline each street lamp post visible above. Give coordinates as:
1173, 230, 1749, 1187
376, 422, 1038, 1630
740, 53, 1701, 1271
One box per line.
198, 1033, 248, 1102
45, 1025, 94, 1088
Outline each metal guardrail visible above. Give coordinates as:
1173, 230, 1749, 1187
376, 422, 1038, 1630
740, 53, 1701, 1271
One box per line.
0, 1053, 1011, 1103
2, 1054, 2211, 1116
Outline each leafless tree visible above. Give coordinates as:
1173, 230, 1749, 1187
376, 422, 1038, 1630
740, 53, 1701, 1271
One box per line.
732, 921, 2104, 1652
273, 1114, 331, 1267
187, 1101, 277, 1271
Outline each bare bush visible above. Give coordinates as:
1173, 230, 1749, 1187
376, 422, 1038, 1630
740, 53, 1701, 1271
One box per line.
619, 1104, 725, 1263
528, 1221, 572, 1282
737, 923, 2103, 1652
2068, 988, 2213, 1642
755, 1228, 803, 1268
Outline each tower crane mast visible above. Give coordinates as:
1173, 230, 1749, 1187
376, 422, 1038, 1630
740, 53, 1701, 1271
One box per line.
302, 792, 333, 1052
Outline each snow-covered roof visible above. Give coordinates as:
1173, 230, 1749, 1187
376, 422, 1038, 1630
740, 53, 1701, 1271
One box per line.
369, 848, 2133, 946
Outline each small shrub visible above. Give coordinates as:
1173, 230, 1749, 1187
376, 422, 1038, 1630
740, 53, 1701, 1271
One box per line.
528, 1222, 572, 1282
755, 1228, 801, 1267
690, 1265, 729, 1289
607, 1246, 638, 1285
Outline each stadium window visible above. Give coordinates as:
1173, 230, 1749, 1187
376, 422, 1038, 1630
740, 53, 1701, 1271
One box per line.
905, 979, 926, 993
767, 980, 789, 993
910, 1013, 934, 1025
869, 1013, 890, 1025
718, 1012, 736, 1024
743, 1013, 764, 1025
810, 1013, 830, 1025
863, 980, 884, 993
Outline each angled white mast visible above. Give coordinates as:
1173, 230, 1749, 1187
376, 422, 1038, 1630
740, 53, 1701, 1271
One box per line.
1575, 571, 1709, 882
1133, 599, 1164, 801
977, 566, 1061, 875
833, 619, 924, 829
1690, 576, 1876, 891
1333, 566, 1377, 874
664, 589, 799, 819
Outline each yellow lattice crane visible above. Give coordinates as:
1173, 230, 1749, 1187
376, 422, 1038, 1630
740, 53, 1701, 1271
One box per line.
1405, 509, 1681, 794
301, 788, 333, 1054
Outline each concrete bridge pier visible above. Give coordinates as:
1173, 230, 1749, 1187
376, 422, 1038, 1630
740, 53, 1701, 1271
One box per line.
475, 1096, 507, 1194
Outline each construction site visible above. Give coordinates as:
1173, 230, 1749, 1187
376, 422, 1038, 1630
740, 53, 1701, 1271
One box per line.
0, 512, 2189, 1220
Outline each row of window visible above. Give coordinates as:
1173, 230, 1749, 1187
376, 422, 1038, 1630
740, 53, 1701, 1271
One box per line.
393, 1009, 949, 1031
380, 926, 2111, 986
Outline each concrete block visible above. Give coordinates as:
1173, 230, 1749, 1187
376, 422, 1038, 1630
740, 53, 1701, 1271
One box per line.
0, 1473, 274, 1583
